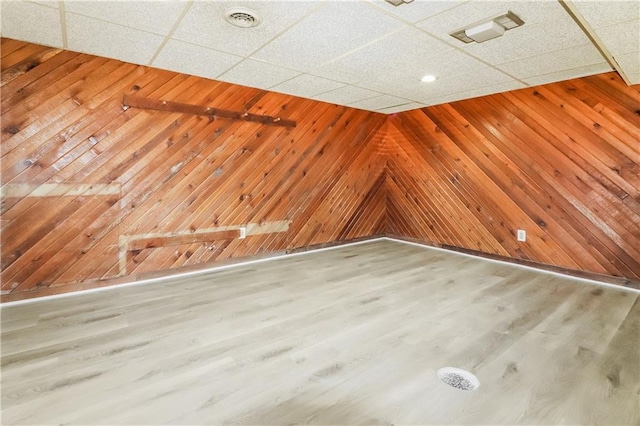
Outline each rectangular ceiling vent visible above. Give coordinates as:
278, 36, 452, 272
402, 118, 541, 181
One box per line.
449, 11, 525, 44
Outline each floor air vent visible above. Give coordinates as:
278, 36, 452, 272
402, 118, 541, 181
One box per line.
437, 367, 480, 391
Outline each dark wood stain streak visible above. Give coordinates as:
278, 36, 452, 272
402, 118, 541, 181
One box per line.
259, 346, 293, 361
46, 372, 104, 391
359, 296, 381, 305
502, 362, 518, 378
314, 363, 344, 378
105, 341, 152, 356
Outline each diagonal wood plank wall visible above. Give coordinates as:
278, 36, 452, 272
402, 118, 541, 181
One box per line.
2, 39, 638, 301
0, 39, 387, 301
386, 72, 640, 281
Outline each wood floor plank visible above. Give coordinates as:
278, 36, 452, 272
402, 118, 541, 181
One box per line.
1, 240, 638, 425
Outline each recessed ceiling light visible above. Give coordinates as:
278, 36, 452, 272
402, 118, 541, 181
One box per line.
224, 7, 261, 28
421, 75, 437, 83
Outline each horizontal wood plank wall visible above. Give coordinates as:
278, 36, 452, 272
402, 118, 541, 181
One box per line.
386, 72, 640, 281
0, 39, 387, 300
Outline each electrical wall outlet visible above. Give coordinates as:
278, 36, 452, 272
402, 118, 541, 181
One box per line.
517, 229, 526, 242
239, 226, 246, 239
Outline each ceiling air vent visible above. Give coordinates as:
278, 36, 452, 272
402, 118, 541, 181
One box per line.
450, 11, 524, 44
224, 8, 261, 28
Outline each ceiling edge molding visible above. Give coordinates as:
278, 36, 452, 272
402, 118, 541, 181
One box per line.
558, 0, 633, 86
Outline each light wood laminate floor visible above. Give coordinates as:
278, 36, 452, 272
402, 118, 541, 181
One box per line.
1, 239, 639, 425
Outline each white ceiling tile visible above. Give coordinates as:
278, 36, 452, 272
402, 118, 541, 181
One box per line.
572, 2, 639, 85
422, 80, 527, 106
456, 80, 527, 98
450, 67, 515, 89
348, 94, 414, 111
152, 39, 242, 80
421, 92, 468, 106
418, 49, 491, 79
313, 85, 382, 105
376, 102, 427, 114
595, 19, 640, 55
419, 67, 516, 99
271, 74, 345, 98
457, 66, 516, 87
609, 52, 640, 84
172, 1, 320, 57
252, 1, 404, 71
498, 43, 605, 79
311, 27, 453, 84
0, 1, 63, 47
354, 62, 515, 104
66, 13, 164, 65
366, 0, 467, 24
522, 62, 613, 87
64, 0, 187, 36
351, 80, 421, 102
217, 59, 300, 90
354, 48, 495, 96
27, 0, 59, 9
572, 0, 640, 28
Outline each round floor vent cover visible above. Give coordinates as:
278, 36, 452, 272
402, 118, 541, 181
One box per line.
224, 8, 261, 28
437, 367, 480, 391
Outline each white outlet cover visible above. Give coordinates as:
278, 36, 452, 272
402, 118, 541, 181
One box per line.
517, 229, 526, 242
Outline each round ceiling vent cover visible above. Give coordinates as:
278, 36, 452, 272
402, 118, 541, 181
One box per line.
224, 8, 261, 28
437, 367, 480, 391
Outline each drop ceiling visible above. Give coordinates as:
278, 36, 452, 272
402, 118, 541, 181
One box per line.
1, 0, 638, 114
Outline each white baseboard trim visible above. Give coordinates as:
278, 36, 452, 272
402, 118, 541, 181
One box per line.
4, 236, 636, 307
0, 238, 384, 307
382, 237, 640, 294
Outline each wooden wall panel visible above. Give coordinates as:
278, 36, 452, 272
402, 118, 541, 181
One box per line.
2, 39, 638, 301
1, 39, 386, 300
387, 72, 640, 281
